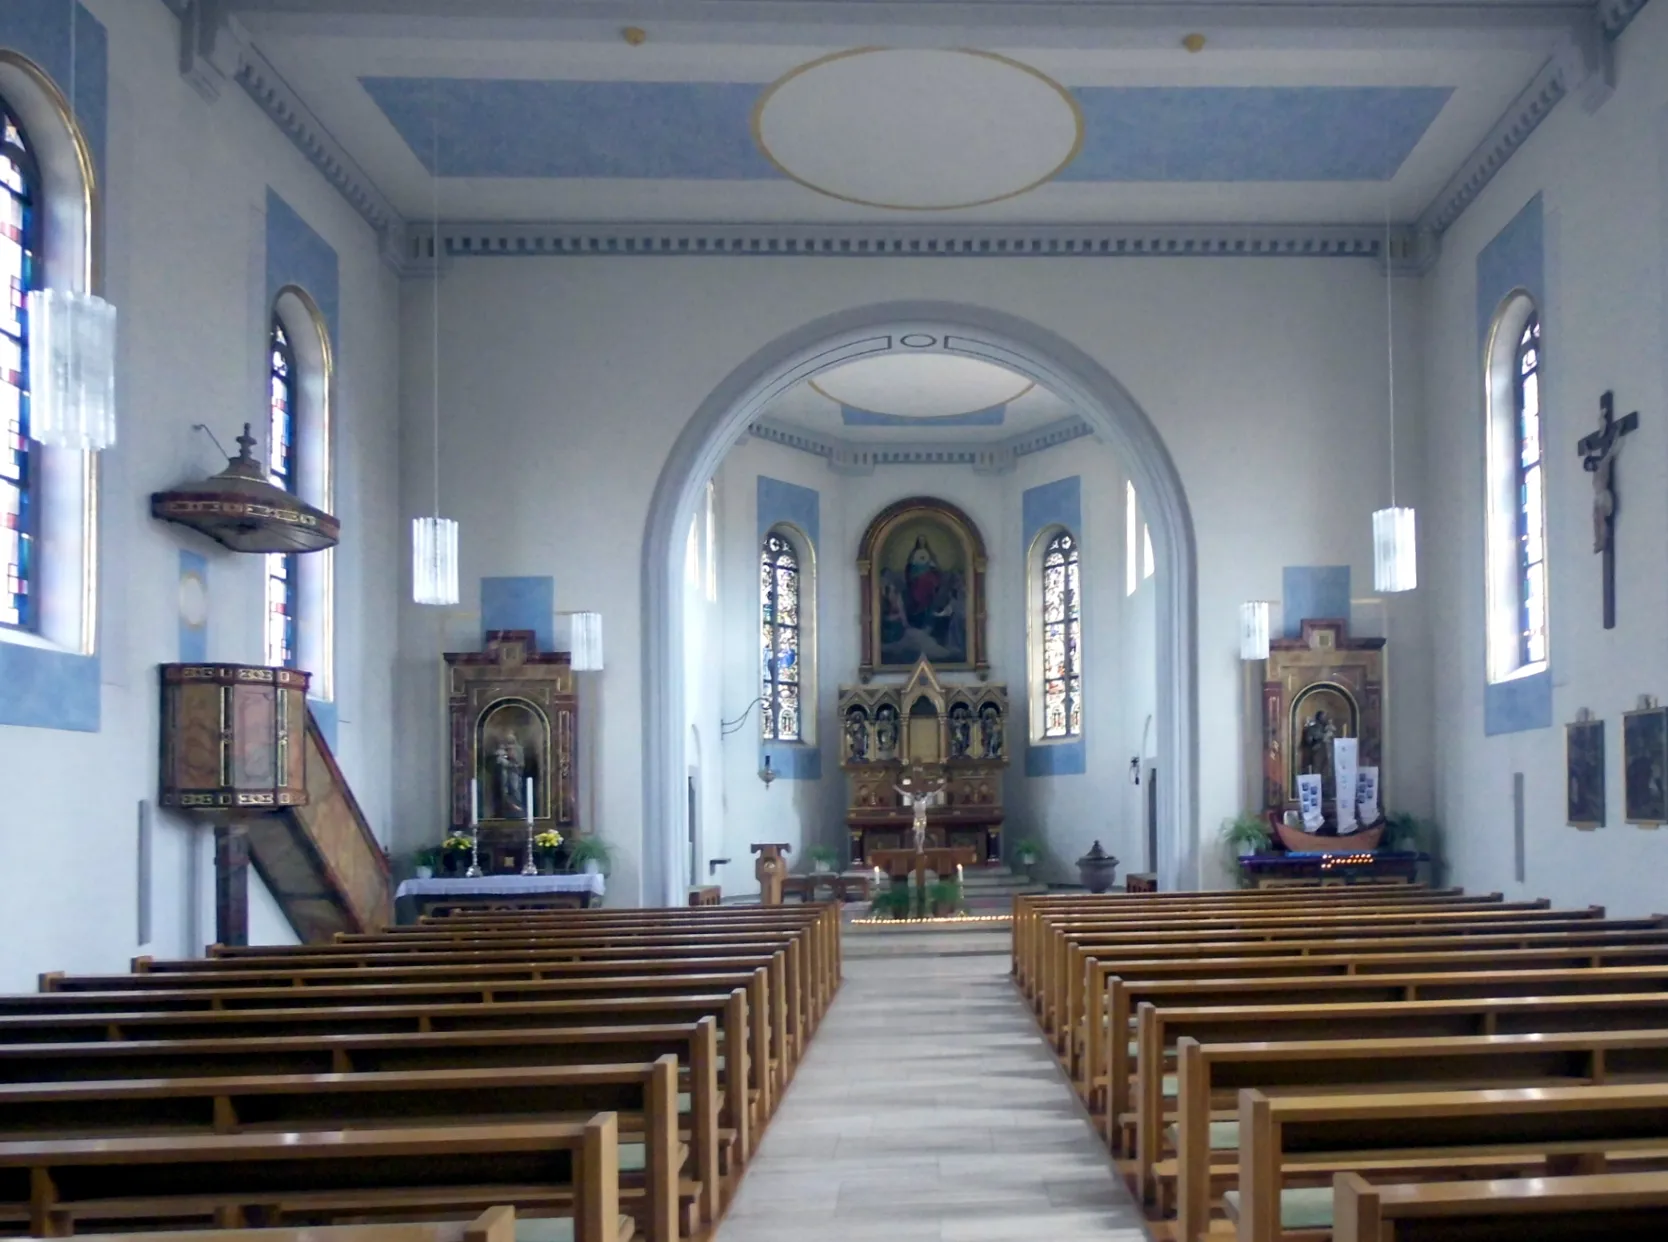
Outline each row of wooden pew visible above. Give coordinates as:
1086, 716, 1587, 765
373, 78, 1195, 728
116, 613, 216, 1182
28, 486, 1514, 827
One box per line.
1015, 885, 1668, 1241
0, 902, 842, 1241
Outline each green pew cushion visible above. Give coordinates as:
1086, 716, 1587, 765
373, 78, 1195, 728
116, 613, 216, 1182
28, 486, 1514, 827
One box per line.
1222, 1186, 1333, 1230
1162, 1074, 1177, 1098
678, 1092, 691, 1111
1164, 1120, 1238, 1150
513, 1220, 576, 1242
620, 1142, 646, 1173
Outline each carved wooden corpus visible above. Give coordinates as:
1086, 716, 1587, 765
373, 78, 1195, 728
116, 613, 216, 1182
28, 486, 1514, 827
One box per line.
444, 631, 579, 874
752, 843, 791, 906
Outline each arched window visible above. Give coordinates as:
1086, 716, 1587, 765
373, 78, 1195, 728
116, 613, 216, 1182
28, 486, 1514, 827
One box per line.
760, 529, 802, 742
1, 98, 39, 630
1485, 293, 1548, 682
265, 317, 298, 668
1040, 529, 1082, 739
1513, 313, 1546, 667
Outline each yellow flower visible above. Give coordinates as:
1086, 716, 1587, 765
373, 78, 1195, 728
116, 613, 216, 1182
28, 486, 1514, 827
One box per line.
534, 830, 565, 850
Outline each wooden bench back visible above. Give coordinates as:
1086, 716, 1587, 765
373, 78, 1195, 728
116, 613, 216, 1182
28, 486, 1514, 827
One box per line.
1333, 1169, 1668, 1242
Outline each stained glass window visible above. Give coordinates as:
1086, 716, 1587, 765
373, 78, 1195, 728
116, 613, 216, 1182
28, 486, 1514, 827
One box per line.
1041, 529, 1082, 739
760, 531, 801, 742
1515, 313, 1547, 667
1, 98, 38, 631
265, 317, 298, 668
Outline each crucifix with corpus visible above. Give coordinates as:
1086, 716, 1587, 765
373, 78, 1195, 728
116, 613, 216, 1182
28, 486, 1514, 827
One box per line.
1578, 390, 1640, 630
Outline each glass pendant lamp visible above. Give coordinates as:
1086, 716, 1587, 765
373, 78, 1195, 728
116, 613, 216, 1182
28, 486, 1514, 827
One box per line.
1373, 209, 1416, 593
1239, 600, 1272, 661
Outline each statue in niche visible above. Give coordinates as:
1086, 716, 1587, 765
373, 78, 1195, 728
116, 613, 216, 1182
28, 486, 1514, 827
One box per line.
949, 704, 973, 759
490, 732, 528, 819
979, 703, 1004, 760
845, 709, 870, 764
1299, 709, 1337, 789
874, 705, 899, 761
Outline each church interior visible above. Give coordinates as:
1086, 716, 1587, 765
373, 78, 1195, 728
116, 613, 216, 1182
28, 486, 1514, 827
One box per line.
2, 0, 1668, 1238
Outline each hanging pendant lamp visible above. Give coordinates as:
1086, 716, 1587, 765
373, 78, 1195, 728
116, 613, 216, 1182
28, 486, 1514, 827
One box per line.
1372, 209, 1416, 593
1239, 600, 1272, 661
27, 1, 117, 452
412, 86, 459, 606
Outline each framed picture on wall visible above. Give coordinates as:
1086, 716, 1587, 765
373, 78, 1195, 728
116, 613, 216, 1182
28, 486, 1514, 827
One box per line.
1623, 705, 1668, 826
1565, 717, 1605, 829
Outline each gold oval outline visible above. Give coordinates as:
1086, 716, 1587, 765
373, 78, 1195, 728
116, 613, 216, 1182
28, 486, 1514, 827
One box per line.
808, 372, 1036, 419
751, 47, 1084, 212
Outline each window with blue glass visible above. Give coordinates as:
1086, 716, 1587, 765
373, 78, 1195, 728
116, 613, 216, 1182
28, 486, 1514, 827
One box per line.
760, 530, 801, 742
1514, 313, 1547, 667
265, 318, 298, 667
1, 98, 39, 631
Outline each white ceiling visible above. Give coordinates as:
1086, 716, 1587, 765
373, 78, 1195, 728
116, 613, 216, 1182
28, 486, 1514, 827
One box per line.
226, 0, 1594, 228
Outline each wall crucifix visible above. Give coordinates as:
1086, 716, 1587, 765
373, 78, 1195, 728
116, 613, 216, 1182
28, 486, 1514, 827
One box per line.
1578, 390, 1640, 630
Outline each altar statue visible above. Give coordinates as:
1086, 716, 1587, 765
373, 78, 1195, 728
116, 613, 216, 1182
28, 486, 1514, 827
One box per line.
491, 733, 527, 819
1299, 709, 1337, 787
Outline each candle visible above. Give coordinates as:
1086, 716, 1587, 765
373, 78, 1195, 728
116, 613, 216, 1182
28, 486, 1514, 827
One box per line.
957, 864, 964, 885
873, 865, 881, 888
525, 776, 535, 824
470, 778, 479, 827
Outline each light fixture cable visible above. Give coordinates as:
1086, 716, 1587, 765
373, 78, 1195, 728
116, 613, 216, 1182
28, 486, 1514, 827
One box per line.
430, 81, 440, 521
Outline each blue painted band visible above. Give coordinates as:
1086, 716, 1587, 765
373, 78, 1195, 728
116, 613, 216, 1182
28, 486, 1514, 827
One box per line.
0, 643, 99, 732
178, 550, 208, 664
1026, 740, 1086, 777
761, 744, 821, 781
0, 2, 107, 189
1282, 566, 1351, 639
1485, 669, 1553, 736
757, 476, 819, 550
266, 189, 340, 348
480, 576, 556, 652
308, 697, 339, 751
841, 403, 1006, 428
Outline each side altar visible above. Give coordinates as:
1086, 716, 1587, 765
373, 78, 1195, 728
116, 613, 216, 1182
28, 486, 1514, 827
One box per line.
839, 658, 1008, 865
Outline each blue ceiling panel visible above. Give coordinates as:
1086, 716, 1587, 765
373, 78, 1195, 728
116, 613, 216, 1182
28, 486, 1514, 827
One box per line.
361, 77, 1453, 184
1060, 87, 1453, 182
841, 403, 1007, 427
361, 77, 778, 179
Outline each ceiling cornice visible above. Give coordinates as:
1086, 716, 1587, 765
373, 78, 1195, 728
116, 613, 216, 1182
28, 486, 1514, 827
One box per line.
749, 413, 1096, 474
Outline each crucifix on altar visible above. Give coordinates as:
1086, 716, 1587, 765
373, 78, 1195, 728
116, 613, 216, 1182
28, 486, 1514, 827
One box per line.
1578, 390, 1640, 630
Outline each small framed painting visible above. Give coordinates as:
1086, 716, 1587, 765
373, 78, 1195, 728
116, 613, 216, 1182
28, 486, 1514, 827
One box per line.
1565, 718, 1605, 829
1623, 705, 1668, 826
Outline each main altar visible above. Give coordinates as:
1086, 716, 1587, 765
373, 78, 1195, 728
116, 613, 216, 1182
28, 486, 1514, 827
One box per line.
839, 658, 1009, 865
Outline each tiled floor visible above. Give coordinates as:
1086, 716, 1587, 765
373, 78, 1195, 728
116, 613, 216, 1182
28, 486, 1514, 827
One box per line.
715, 936, 1147, 1241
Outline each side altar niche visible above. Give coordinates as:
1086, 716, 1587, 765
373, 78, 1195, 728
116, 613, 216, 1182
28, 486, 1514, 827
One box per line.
840, 658, 1008, 866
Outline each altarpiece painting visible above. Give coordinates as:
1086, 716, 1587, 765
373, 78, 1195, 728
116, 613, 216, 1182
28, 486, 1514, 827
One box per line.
858, 498, 989, 682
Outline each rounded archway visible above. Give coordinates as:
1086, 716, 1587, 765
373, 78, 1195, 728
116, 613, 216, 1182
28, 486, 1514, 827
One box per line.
640, 301, 1199, 903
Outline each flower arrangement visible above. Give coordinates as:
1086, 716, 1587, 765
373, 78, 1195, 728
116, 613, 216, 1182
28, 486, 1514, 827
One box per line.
440, 834, 475, 876
442, 834, 475, 854
533, 830, 565, 852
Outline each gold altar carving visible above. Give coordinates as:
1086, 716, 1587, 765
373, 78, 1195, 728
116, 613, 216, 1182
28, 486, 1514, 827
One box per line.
1261, 618, 1386, 825
444, 630, 579, 873
840, 658, 1008, 865
857, 497, 989, 682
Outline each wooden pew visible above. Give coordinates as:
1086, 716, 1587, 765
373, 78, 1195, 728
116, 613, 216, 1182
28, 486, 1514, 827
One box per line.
0, 1203, 523, 1242
0, 1022, 724, 1225
4, 969, 788, 1110
1111, 963, 1668, 1136
0, 991, 755, 1160
1234, 1082, 1668, 1242
1170, 1028, 1668, 1241
1332, 1169, 1668, 1242
0, 1063, 680, 1242
1076, 938, 1668, 1103
0, 1118, 629, 1241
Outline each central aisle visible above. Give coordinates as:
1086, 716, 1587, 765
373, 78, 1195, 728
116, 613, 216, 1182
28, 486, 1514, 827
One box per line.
715, 931, 1146, 1242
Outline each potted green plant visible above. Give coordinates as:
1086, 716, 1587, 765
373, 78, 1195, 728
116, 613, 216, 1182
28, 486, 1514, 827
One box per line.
872, 880, 913, 920
532, 829, 565, 874
412, 846, 441, 880
1221, 813, 1273, 859
805, 844, 840, 875
567, 836, 615, 877
1012, 837, 1043, 880
440, 835, 475, 876
928, 877, 963, 917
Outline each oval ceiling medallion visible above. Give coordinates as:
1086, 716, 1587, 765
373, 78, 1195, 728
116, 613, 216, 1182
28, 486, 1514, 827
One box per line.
811, 354, 1035, 419
753, 48, 1082, 211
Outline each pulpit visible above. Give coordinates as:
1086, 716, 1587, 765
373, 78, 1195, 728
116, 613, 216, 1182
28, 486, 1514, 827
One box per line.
840, 658, 1008, 865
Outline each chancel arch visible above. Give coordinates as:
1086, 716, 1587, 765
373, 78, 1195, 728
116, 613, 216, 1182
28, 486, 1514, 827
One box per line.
642, 301, 1198, 904
1483, 290, 1547, 686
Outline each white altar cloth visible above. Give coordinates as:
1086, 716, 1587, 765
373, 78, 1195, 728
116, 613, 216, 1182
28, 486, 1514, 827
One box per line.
395, 873, 605, 900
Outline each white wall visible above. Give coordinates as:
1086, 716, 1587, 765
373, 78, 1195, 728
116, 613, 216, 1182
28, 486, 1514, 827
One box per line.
1422, 4, 1668, 913
0, 1, 402, 987
397, 245, 1435, 901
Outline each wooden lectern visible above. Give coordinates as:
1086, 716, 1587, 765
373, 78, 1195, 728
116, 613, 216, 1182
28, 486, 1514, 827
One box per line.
752, 843, 791, 906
